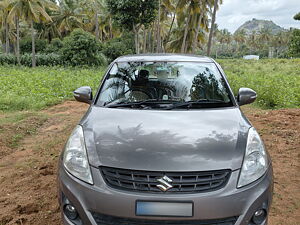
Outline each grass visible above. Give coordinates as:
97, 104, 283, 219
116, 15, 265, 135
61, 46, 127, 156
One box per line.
0, 59, 299, 112
0, 66, 106, 111
217, 58, 300, 109
0, 111, 48, 149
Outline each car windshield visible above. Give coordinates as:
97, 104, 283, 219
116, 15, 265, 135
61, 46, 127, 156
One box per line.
97, 61, 233, 109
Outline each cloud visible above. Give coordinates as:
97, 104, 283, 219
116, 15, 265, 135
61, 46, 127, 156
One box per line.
216, 0, 300, 33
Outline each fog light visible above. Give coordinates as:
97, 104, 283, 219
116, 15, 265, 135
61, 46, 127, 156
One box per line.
252, 209, 267, 224
64, 204, 78, 220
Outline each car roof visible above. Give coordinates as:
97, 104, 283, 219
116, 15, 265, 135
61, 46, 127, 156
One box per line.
114, 54, 214, 63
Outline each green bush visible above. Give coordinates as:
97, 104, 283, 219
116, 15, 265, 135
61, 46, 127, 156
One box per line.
0, 54, 17, 65
19, 53, 62, 67
45, 38, 64, 54
20, 38, 48, 54
102, 34, 135, 62
288, 29, 300, 57
61, 29, 104, 66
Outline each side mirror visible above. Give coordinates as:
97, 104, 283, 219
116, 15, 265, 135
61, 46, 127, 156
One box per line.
237, 88, 257, 106
73, 86, 93, 104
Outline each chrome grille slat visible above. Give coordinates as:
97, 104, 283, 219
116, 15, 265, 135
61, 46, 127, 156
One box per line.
100, 167, 231, 194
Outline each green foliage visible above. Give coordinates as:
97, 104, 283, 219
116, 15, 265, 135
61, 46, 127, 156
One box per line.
294, 12, 300, 21
21, 53, 62, 66
20, 38, 48, 53
0, 66, 106, 111
218, 59, 300, 109
0, 54, 18, 64
45, 38, 64, 53
107, 0, 158, 30
102, 34, 135, 62
0, 53, 62, 66
61, 29, 105, 66
288, 29, 300, 57
1, 59, 299, 112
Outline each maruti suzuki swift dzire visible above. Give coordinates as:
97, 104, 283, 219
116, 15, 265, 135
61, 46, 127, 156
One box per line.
58, 54, 273, 225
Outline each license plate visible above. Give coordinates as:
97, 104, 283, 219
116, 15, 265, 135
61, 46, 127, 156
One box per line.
136, 201, 193, 217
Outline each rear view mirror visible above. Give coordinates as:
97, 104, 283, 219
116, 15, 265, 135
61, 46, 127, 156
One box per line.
73, 86, 93, 104
237, 88, 257, 106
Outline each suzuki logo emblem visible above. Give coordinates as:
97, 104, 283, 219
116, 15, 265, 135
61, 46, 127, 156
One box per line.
156, 175, 173, 192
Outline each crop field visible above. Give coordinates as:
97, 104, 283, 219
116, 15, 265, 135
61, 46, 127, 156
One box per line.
0, 59, 299, 113
0, 66, 105, 111
0, 59, 299, 225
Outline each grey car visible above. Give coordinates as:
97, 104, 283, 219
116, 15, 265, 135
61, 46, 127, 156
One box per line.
58, 54, 273, 225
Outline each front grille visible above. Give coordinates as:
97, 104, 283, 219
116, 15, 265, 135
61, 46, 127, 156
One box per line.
92, 213, 238, 225
100, 166, 231, 193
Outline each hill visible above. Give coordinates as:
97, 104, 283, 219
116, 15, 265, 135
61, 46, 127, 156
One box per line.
235, 18, 286, 35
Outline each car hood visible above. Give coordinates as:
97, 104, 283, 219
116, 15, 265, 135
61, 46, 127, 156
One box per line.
81, 106, 251, 171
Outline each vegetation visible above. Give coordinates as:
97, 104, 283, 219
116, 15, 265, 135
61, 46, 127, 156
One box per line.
107, 0, 158, 54
0, 66, 105, 111
0, 59, 299, 112
61, 29, 105, 66
218, 59, 300, 109
0, 0, 226, 64
288, 29, 300, 57
0, 0, 298, 64
206, 25, 292, 58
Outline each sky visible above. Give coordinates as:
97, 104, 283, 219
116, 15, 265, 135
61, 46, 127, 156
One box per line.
216, 0, 300, 33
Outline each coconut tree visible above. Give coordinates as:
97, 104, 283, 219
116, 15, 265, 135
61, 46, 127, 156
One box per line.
167, 0, 209, 53
52, 0, 84, 37
191, 0, 211, 53
81, 0, 106, 41
175, 0, 204, 53
8, 0, 58, 67
154, 0, 176, 52
207, 0, 222, 56
0, 0, 11, 54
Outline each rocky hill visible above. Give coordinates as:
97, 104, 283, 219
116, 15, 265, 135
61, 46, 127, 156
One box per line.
235, 18, 286, 35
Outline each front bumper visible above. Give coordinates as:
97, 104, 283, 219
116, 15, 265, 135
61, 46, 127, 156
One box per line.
58, 162, 273, 225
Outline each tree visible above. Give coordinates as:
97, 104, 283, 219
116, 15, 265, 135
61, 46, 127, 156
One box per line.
61, 29, 104, 66
0, 0, 11, 54
294, 12, 300, 21
192, 0, 211, 53
8, 0, 58, 67
52, 0, 84, 37
207, 0, 222, 56
288, 29, 300, 57
107, 0, 158, 54
82, 0, 106, 41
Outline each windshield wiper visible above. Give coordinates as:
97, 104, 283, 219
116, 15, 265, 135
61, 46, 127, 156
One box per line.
105, 99, 180, 108
165, 99, 229, 110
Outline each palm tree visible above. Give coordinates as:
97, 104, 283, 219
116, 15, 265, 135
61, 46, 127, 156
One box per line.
247, 31, 257, 54
9, 0, 58, 67
52, 0, 83, 37
154, 0, 176, 52
164, 0, 177, 46
175, 0, 206, 53
207, 0, 222, 56
83, 0, 105, 41
192, 0, 211, 53
0, 0, 11, 54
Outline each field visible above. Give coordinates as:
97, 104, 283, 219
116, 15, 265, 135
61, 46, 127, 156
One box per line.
0, 66, 105, 111
0, 59, 299, 225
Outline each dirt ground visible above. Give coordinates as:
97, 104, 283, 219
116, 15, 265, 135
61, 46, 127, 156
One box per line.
0, 101, 299, 225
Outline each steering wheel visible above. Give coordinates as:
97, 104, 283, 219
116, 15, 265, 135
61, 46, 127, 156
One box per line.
124, 88, 153, 101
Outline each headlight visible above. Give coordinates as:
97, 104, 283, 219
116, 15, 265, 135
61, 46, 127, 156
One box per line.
238, 127, 268, 188
63, 125, 93, 184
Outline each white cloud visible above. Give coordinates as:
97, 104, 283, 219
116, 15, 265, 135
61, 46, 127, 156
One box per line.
216, 0, 300, 33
